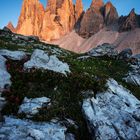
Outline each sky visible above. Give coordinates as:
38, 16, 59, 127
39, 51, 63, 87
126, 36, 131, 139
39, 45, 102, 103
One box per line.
0, 0, 140, 28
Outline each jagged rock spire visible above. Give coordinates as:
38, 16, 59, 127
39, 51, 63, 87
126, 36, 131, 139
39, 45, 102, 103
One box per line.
7, 22, 16, 32
16, 0, 45, 36
75, 0, 84, 21
104, 1, 118, 25
90, 0, 104, 10
119, 8, 140, 32
46, 0, 57, 14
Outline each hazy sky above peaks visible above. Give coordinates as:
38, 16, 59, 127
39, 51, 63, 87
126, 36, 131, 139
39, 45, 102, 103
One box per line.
0, 0, 140, 28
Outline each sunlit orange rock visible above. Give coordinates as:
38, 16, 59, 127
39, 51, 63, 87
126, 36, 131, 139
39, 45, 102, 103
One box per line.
16, 0, 45, 36
7, 22, 16, 33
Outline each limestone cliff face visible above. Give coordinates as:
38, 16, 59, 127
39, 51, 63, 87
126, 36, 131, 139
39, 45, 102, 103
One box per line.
14, 0, 119, 41
75, 0, 83, 22
78, 0, 104, 38
41, 0, 76, 41
16, 0, 45, 36
104, 2, 118, 25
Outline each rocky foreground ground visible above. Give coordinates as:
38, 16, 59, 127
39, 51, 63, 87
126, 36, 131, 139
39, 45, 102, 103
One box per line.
0, 28, 140, 140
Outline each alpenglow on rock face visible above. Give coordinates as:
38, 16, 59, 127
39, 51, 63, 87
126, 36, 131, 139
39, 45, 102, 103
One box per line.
10, 0, 119, 41
16, 0, 45, 36
6, 22, 16, 33
82, 79, 140, 140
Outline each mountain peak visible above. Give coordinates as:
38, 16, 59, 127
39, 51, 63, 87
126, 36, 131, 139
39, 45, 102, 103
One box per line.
6, 21, 16, 32
90, 0, 104, 9
129, 8, 136, 17
16, 0, 45, 36
75, 0, 84, 21
104, 1, 118, 25
119, 8, 140, 32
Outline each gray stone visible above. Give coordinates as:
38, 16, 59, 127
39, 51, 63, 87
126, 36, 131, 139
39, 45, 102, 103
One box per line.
118, 48, 133, 60
18, 97, 51, 117
88, 43, 118, 57
0, 116, 68, 140
82, 79, 140, 140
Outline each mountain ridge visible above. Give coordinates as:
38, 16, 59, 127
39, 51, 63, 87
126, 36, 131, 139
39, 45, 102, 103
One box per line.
6, 0, 140, 54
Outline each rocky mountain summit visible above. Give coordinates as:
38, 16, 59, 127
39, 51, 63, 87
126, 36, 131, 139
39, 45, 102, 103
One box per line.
6, 0, 140, 55
7, 0, 119, 40
119, 8, 140, 32
0, 27, 140, 140
9, 0, 83, 41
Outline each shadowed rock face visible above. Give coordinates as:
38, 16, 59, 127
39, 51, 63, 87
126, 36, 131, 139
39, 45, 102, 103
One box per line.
119, 9, 140, 32
78, 8, 104, 38
77, 0, 104, 38
77, 0, 119, 38
104, 2, 118, 25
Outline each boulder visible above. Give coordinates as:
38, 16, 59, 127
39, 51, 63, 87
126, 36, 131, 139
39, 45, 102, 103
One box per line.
118, 48, 133, 60
18, 97, 51, 117
24, 49, 71, 75
0, 49, 27, 61
88, 43, 118, 57
82, 79, 140, 140
0, 55, 11, 91
124, 72, 140, 86
0, 116, 68, 140
124, 54, 140, 86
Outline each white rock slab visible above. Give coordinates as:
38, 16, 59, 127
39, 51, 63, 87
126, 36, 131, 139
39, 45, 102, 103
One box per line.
18, 97, 51, 117
0, 116, 67, 140
0, 49, 26, 60
0, 55, 11, 91
24, 49, 70, 75
82, 79, 140, 140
